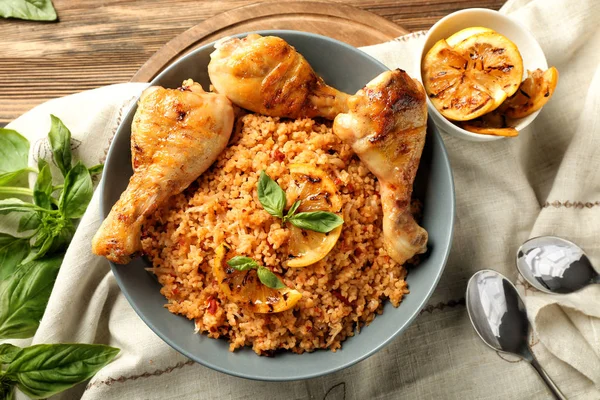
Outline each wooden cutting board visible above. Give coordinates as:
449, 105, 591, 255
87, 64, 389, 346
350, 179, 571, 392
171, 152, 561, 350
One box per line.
131, 0, 409, 82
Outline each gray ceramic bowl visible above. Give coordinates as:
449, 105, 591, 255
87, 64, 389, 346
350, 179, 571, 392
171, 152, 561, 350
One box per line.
100, 30, 455, 381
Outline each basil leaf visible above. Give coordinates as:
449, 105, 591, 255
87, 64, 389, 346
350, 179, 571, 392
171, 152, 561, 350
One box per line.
33, 160, 53, 210
5, 343, 119, 399
257, 267, 286, 289
0, 129, 30, 187
59, 161, 92, 219
227, 256, 258, 271
0, 255, 63, 339
0, 233, 30, 280
17, 212, 41, 233
0, 199, 42, 215
48, 115, 72, 177
0, 0, 57, 21
88, 164, 104, 176
257, 171, 286, 218
284, 200, 301, 222
0, 343, 21, 364
288, 211, 344, 233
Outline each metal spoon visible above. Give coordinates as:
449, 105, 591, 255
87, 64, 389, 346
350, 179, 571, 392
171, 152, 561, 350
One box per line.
466, 269, 566, 400
517, 235, 599, 294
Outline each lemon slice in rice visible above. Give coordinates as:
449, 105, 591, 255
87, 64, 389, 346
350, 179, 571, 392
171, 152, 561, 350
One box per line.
285, 164, 343, 268
213, 244, 302, 313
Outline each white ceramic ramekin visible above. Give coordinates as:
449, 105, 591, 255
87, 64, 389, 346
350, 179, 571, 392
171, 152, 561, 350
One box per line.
417, 8, 548, 142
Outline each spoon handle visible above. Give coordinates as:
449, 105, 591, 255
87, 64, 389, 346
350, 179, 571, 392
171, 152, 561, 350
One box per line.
530, 356, 567, 400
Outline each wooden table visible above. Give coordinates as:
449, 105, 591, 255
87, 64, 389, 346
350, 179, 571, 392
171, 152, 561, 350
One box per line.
0, 0, 504, 125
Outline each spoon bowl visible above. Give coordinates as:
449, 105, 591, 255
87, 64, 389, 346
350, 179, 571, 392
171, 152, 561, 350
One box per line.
516, 236, 599, 294
466, 270, 529, 356
466, 270, 566, 399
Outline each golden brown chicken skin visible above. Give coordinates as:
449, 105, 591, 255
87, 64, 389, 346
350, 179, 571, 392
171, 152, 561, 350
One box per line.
333, 69, 428, 265
208, 34, 350, 120
92, 80, 234, 264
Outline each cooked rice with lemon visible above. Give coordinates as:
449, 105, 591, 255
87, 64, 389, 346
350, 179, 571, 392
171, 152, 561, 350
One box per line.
141, 114, 411, 354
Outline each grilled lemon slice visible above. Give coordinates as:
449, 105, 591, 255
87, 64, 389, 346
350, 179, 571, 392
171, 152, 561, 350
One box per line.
422, 39, 502, 121
285, 164, 342, 268
499, 67, 559, 118
454, 32, 523, 98
422, 30, 524, 121
213, 244, 302, 313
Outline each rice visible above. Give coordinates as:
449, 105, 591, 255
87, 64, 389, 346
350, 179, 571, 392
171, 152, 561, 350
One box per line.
141, 114, 409, 355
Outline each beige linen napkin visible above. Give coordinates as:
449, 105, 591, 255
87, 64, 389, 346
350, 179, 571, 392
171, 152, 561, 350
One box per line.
2, 0, 599, 398
361, 0, 600, 394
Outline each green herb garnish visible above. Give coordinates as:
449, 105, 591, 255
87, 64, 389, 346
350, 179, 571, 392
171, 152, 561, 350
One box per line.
257, 171, 343, 233
226, 256, 259, 271
227, 256, 286, 289
257, 171, 286, 218
256, 267, 286, 289
284, 211, 344, 233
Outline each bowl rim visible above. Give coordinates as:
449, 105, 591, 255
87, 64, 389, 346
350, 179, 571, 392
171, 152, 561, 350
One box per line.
100, 30, 456, 381
417, 8, 548, 142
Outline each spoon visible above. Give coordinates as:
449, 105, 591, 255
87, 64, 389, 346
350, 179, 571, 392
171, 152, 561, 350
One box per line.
517, 236, 599, 294
466, 269, 566, 400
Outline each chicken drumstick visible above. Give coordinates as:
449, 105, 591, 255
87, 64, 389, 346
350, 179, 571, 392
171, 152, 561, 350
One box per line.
333, 69, 428, 265
208, 34, 349, 120
92, 80, 234, 264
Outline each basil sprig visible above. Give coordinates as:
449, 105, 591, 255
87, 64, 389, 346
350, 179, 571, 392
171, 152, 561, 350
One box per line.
227, 256, 286, 289
0, 343, 118, 399
0, 115, 97, 266
257, 171, 343, 233
0, 116, 119, 397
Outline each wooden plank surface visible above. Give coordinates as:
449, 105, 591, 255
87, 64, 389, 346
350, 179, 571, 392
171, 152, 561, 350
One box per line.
0, 0, 505, 125
131, 1, 411, 83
